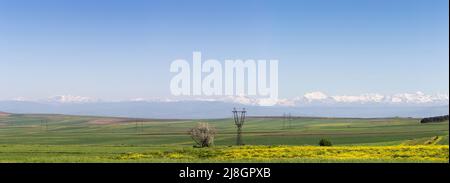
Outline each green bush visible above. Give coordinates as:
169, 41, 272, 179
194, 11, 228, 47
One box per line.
319, 139, 332, 146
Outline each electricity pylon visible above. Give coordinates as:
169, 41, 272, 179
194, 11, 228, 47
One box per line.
232, 108, 247, 146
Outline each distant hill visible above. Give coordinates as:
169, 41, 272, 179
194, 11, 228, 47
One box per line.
0, 111, 10, 116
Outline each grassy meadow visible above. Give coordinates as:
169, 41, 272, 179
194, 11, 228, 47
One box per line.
0, 113, 448, 163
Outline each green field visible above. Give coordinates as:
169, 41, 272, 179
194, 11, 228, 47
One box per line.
0, 113, 448, 163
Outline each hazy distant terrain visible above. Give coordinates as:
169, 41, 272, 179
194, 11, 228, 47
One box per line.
0, 100, 448, 119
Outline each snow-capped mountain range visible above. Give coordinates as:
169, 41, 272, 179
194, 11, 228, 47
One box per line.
1, 91, 448, 119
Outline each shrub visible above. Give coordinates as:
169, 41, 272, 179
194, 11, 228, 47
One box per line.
319, 139, 332, 146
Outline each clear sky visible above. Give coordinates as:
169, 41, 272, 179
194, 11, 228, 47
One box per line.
0, 0, 448, 101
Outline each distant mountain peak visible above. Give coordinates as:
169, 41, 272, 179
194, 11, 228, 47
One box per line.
46, 95, 99, 104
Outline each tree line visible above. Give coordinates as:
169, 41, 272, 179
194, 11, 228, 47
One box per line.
420, 115, 449, 123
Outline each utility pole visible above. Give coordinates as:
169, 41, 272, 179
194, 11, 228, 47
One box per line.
232, 108, 247, 146
288, 113, 292, 129
135, 121, 138, 134
135, 120, 144, 134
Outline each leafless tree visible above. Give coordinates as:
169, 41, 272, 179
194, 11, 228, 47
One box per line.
189, 122, 217, 148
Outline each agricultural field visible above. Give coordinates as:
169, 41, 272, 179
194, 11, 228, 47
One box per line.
0, 113, 448, 163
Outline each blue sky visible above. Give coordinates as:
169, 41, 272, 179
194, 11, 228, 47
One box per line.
0, 0, 448, 101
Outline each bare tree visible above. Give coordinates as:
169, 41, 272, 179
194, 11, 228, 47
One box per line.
189, 122, 217, 148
